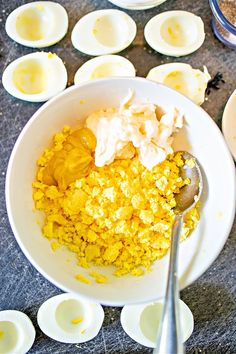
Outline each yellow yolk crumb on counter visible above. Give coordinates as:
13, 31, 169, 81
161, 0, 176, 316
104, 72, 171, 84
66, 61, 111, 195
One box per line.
33, 125, 200, 277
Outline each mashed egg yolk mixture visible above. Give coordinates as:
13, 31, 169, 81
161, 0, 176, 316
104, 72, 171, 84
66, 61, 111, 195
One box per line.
33, 122, 199, 277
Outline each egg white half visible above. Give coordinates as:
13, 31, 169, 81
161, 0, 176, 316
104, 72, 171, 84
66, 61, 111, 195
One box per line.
74, 55, 136, 84
71, 9, 137, 56
147, 63, 211, 105
144, 11, 205, 57
2, 52, 68, 102
121, 299, 194, 348
5, 1, 68, 48
107, 0, 167, 10
0, 310, 35, 354
37, 293, 104, 343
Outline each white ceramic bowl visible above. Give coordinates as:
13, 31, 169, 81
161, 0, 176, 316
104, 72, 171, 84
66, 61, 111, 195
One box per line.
5, 77, 236, 306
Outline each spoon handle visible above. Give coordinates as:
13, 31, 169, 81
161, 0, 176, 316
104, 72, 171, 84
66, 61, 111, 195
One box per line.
153, 214, 184, 354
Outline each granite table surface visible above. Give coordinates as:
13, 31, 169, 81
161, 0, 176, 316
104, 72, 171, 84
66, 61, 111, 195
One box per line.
0, 0, 236, 353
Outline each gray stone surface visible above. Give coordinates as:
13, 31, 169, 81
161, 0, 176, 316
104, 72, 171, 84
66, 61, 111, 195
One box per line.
0, 0, 235, 353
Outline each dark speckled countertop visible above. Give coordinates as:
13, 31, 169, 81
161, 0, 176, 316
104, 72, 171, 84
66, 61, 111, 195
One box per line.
0, 0, 236, 353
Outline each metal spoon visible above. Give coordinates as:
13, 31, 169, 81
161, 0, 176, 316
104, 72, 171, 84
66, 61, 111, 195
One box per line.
153, 151, 203, 354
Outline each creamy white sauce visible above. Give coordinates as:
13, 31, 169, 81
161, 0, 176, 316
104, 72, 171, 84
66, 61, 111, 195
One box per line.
86, 92, 183, 170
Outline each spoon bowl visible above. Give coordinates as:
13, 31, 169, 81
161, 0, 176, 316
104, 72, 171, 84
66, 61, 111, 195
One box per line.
174, 151, 203, 214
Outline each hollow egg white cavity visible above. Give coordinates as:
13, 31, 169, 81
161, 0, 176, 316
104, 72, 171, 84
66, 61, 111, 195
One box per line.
144, 11, 205, 57
74, 55, 136, 84
0, 310, 35, 354
120, 299, 194, 348
2, 52, 68, 102
37, 293, 104, 343
71, 9, 137, 56
147, 63, 211, 105
5, 1, 68, 48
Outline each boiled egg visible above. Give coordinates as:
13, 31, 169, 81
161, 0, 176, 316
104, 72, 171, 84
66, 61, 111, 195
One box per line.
120, 299, 194, 348
37, 293, 104, 343
222, 89, 236, 161
5, 1, 68, 48
0, 310, 35, 354
144, 11, 205, 57
2, 52, 67, 102
71, 9, 137, 56
107, 0, 168, 10
147, 63, 211, 105
74, 55, 136, 84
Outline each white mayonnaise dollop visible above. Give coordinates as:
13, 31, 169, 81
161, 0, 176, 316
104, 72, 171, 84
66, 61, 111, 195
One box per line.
86, 92, 183, 170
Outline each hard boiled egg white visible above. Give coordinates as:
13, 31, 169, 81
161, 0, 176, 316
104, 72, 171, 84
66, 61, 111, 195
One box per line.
37, 293, 104, 343
2, 52, 67, 102
5, 1, 68, 48
0, 310, 35, 354
74, 55, 136, 84
144, 11, 205, 57
147, 63, 211, 105
222, 89, 236, 161
120, 299, 194, 348
107, 0, 168, 10
71, 9, 137, 56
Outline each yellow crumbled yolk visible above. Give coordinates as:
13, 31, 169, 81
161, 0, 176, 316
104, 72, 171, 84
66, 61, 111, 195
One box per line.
33, 126, 200, 277
47, 52, 56, 59
75, 274, 92, 285
89, 271, 108, 284
71, 316, 83, 325
185, 158, 196, 168
0, 331, 4, 338
51, 241, 60, 252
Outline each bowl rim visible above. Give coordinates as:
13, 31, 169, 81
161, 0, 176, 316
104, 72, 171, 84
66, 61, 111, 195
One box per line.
5, 76, 236, 306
